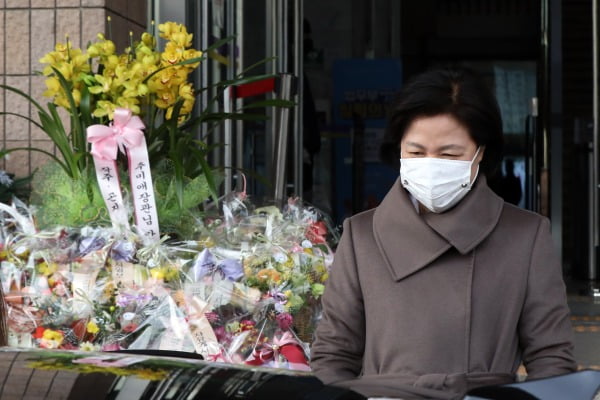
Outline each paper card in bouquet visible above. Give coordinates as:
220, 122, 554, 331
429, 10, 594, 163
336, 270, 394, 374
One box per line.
72, 270, 99, 315
112, 261, 137, 286
87, 108, 159, 241
187, 297, 221, 358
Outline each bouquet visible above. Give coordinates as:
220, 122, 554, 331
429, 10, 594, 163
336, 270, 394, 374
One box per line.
0, 191, 338, 370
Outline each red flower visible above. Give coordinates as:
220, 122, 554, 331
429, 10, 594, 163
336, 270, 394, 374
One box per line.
122, 323, 138, 333
240, 320, 256, 331
276, 313, 294, 330
306, 221, 327, 244
32, 326, 45, 339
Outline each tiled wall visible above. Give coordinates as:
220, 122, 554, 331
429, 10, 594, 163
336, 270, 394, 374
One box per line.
0, 0, 146, 178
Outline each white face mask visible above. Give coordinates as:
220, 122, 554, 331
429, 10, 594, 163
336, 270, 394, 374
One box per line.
400, 147, 481, 213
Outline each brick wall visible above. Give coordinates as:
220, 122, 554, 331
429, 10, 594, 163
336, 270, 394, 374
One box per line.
0, 0, 146, 178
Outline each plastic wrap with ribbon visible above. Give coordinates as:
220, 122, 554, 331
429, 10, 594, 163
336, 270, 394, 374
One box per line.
86, 108, 160, 241
245, 330, 310, 371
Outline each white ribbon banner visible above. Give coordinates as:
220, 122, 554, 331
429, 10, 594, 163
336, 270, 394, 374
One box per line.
87, 108, 160, 241
127, 136, 160, 240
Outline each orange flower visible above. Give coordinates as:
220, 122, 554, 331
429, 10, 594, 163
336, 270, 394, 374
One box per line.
256, 268, 281, 283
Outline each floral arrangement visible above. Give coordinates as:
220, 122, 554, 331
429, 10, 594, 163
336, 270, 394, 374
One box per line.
0, 20, 327, 372
0, 190, 338, 370
2, 21, 210, 235
1, 21, 290, 236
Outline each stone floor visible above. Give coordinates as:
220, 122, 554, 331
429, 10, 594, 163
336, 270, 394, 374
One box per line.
567, 279, 600, 370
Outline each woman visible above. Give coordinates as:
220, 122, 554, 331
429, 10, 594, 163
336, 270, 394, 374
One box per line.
310, 67, 576, 399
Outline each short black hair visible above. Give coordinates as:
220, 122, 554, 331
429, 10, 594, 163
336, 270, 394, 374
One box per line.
380, 66, 504, 177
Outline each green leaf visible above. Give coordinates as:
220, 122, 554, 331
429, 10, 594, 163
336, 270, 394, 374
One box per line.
202, 35, 236, 56
37, 111, 79, 178
0, 112, 45, 131
51, 67, 84, 141
197, 112, 269, 122
196, 152, 220, 204
216, 73, 279, 88
0, 147, 69, 174
238, 56, 277, 77
0, 84, 48, 115
241, 99, 296, 109
79, 85, 93, 128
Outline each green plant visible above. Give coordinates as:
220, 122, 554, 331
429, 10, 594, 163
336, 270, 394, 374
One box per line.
0, 22, 293, 234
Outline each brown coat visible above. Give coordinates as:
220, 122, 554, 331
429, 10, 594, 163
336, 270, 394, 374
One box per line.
310, 176, 577, 399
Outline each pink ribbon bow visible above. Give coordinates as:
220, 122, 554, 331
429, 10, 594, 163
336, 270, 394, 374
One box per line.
245, 331, 309, 370
87, 108, 145, 161
207, 350, 229, 363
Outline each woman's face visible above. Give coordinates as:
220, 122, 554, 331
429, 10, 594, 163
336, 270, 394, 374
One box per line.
399, 114, 484, 181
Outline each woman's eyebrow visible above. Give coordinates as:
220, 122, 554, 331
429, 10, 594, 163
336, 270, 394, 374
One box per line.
403, 142, 467, 151
438, 144, 466, 152
403, 141, 426, 149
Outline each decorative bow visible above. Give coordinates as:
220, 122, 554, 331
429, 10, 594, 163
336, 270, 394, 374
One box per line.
87, 108, 145, 161
77, 236, 106, 257
110, 240, 136, 262
207, 349, 229, 362
193, 248, 244, 281
245, 331, 309, 370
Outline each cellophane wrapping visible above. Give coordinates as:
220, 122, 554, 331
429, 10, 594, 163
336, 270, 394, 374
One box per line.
0, 194, 338, 370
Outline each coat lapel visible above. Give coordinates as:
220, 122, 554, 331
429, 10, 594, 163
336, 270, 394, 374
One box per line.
421, 175, 504, 255
373, 176, 504, 281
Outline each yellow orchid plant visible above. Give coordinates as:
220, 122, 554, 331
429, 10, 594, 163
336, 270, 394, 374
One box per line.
41, 22, 199, 121
1, 21, 291, 235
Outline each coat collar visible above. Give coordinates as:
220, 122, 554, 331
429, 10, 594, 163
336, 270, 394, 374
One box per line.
372, 175, 504, 281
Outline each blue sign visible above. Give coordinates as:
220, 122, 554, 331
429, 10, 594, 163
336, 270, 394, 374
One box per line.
331, 59, 402, 224
332, 59, 402, 128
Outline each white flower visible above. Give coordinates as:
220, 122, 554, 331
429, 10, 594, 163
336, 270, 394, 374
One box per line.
273, 252, 287, 263
301, 239, 313, 249
79, 341, 101, 352
0, 171, 13, 187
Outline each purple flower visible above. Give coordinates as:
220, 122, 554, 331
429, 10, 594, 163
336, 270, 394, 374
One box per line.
116, 293, 151, 308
